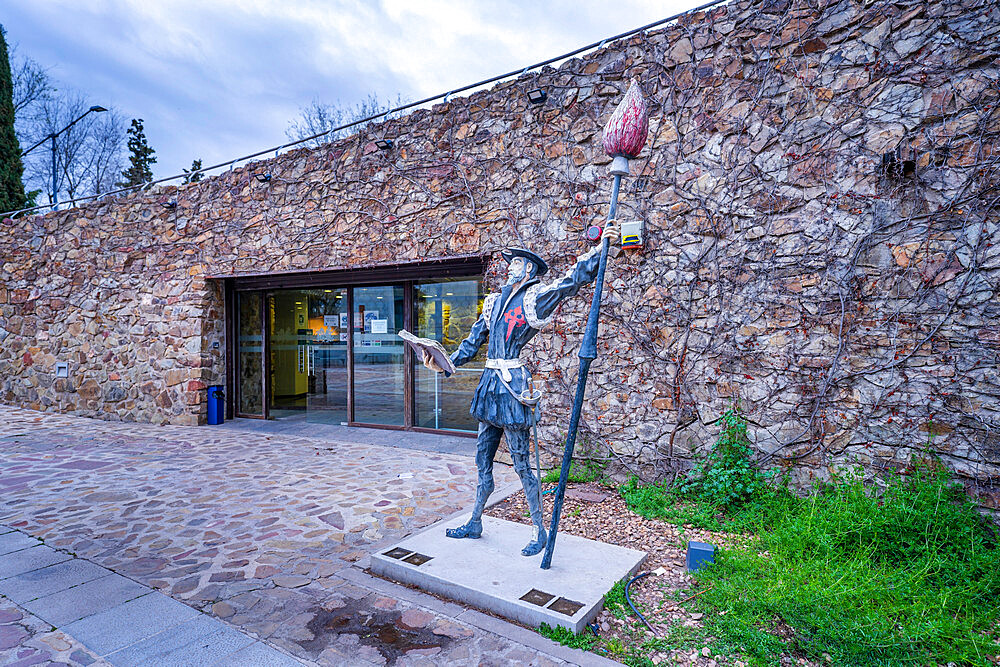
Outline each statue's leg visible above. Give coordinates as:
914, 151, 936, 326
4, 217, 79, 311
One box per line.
507, 427, 547, 556
446, 421, 502, 539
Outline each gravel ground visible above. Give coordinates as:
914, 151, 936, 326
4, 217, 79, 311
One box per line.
485, 481, 817, 667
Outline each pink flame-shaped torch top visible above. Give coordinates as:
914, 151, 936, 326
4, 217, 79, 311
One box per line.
602, 79, 649, 159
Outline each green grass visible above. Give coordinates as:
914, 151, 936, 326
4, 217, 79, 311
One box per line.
683, 466, 1000, 665
538, 622, 597, 650
603, 579, 629, 619
541, 458, 607, 485
619, 474, 793, 533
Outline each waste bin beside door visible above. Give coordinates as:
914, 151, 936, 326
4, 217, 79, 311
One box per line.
207, 385, 224, 425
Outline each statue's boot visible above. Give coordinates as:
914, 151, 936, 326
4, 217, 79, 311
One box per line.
521, 524, 547, 556
445, 519, 483, 539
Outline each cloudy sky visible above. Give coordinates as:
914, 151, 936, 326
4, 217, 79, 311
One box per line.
4, 0, 702, 180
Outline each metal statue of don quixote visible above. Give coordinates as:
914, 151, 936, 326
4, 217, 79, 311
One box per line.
374, 79, 650, 634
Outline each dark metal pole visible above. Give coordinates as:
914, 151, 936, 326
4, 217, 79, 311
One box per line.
50, 134, 57, 212
541, 170, 622, 570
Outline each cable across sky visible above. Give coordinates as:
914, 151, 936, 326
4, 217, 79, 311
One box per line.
1, 0, 729, 219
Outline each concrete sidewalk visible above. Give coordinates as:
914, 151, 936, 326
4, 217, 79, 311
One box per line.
0, 525, 300, 666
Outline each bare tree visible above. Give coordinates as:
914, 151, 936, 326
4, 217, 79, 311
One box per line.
20, 92, 126, 202
9, 43, 52, 117
286, 93, 407, 147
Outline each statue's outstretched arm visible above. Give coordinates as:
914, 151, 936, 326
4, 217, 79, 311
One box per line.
525, 247, 602, 326
525, 225, 619, 326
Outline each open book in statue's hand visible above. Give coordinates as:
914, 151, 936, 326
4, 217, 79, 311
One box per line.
398, 329, 456, 377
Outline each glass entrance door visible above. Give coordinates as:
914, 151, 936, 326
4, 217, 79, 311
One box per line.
233, 274, 482, 434
267, 289, 349, 423
236, 292, 265, 417
414, 278, 483, 432
351, 285, 407, 426
305, 289, 349, 424
268, 291, 308, 417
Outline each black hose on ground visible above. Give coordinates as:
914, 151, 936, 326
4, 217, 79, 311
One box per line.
624, 571, 657, 635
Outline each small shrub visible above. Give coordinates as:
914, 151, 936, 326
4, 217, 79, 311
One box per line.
678, 408, 774, 509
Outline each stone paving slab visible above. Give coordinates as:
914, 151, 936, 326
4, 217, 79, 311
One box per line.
221, 417, 478, 457
0, 558, 110, 604
103, 614, 254, 666
1, 523, 304, 665
0, 531, 41, 556
0, 544, 72, 579
63, 591, 201, 656
216, 641, 307, 666
23, 572, 151, 626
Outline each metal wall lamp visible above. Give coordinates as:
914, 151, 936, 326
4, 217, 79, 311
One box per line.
161, 199, 177, 209
375, 139, 394, 150
255, 172, 272, 183
526, 88, 547, 105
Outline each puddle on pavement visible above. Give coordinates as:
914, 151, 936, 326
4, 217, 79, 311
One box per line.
301, 598, 450, 664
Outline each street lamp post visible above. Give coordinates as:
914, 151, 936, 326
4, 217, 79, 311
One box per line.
20, 105, 107, 210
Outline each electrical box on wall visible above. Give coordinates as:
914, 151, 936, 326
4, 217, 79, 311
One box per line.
55, 362, 69, 378
621, 220, 644, 250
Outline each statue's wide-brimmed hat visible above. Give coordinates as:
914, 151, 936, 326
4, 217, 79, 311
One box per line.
501, 247, 548, 276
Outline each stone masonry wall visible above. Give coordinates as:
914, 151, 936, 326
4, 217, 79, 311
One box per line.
2, 0, 999, 505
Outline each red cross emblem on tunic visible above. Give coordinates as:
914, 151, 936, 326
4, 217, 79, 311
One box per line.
504, 306, 526, 340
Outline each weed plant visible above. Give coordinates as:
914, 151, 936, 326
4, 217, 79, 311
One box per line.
537, 622, 597, 650
603, 579, 629, 619
620, 408, 790, 533
678, 408, 775, 508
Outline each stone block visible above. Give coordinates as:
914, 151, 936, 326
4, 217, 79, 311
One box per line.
63, 592, 200, 656
371, 516, 645, 634
24, 574, 152, 626
0, 545, 72, 579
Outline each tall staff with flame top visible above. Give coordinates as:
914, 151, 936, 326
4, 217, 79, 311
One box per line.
541, 79, 649, 569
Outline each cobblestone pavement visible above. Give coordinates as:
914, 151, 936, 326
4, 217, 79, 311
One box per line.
0, 406, 608, 666
0, 601, 106, 666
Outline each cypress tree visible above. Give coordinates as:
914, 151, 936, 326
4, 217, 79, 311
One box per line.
0, 26, 27, 214
118, 118, 156, 187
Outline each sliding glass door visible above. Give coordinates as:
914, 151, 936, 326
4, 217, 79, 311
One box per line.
305, 289, 349, 424
413, 278, 483, 432
351, 285, 407, 426
236, 291, 265, 417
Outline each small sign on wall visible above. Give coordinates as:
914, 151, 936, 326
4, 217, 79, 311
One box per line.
324, 315, 338, 327
371, 319, 388, 334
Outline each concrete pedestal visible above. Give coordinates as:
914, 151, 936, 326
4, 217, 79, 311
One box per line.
370, 516, 646, 633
